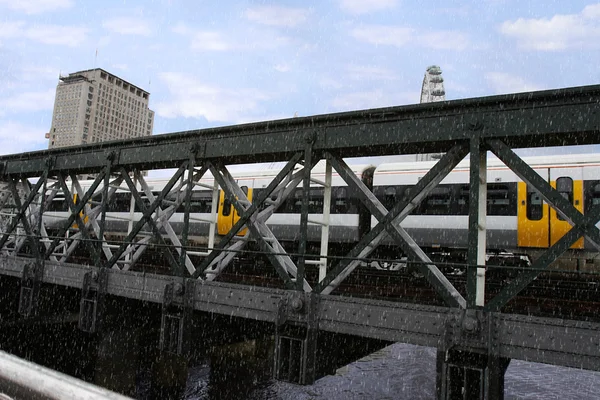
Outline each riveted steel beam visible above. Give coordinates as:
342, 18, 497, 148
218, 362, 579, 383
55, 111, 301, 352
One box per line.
487, 139, 600, 249
206, 160, 312, 291
315, 144, 469, 309
467, 139, 487, 308
2, 85, 599, 177
192, 153, 304, 280
102, 164, 186, 270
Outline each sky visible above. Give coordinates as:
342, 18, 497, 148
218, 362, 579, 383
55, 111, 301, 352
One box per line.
0, 0, 599, 156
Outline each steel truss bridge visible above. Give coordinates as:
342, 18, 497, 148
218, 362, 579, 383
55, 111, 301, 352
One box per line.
1, 85, 600, 399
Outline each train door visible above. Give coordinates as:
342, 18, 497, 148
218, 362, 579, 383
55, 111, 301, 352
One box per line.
217, 184, 253, 236
549, 167, 584, 249
517, 168, 549, 248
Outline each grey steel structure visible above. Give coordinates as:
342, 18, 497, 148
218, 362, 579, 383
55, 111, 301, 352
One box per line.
1, 85, 600, 399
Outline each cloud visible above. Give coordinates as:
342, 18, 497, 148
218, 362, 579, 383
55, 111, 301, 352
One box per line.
102, 17, 152, 36
485, 72, 544, 94
174, 24, 292, 52
245, 6, 310, 27
331, 89, 418, 111
189, 31, 233, 51
351, 25, 469, 50
274, 63, 291, 72
0, 21, 87, 46
345, 65, 398, 81
338, 0, 398, 14
154, 72, 273, 123
0, 89, 55, 117
0, 121, 48, 155
0, 0, 73, 14
500, 4, 600, 51
21, 66, 60, 82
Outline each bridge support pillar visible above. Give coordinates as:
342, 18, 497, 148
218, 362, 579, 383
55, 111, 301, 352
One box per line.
274, 292, 319, 385
436, 349, 510, 400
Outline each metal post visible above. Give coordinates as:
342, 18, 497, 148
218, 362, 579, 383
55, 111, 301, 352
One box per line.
319, 160, 332, 282
297, 137, 313, 291
467, 139, 487, 308
180, 153, 195, 277
97, 156, 113, 267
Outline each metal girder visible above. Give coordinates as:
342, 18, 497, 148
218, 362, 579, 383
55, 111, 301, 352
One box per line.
488, 139, 600, 249
206, 160, 312, 291
0, 175, 46, 252
69, 175, 125, 264
119, 169, 182, 274
484, 139, 600, 311
467, 139, 487, 308
192, 153, 304, 280
134, 169, 207, 276
102, 165, 186, 270
2, 85, 600, 177
43, 172, 105, 260
1, 256, 600, 372
201, 160, 307, 281
314, 144, 469, 309
296, 138, 316, 291
57, 173, 102, 265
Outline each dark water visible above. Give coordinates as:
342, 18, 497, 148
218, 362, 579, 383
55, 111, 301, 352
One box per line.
183, 343, 600, 400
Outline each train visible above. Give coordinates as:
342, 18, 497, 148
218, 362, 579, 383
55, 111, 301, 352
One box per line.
33, 152, 600, 272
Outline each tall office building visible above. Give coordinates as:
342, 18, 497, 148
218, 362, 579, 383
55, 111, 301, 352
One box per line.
47, 68, 154, 148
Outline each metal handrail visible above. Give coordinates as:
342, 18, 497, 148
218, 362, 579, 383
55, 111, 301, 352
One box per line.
0, 350, 132, 400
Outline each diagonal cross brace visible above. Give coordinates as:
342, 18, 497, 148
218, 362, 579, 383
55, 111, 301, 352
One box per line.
485, 204, 600, 311
118, 170, 182, 274
44, 171, 105, 259
102, 165, 186, 270
192, 153, 303, 279
207, 161, 312, 290
136, 167, 209, 276
487, 139, 600, 249
57, 173, 102, 265
69, 176, 125, 263
0, 175, 47, 251
314, 144, 469, 309
203, 163, 305, 281
6, 178, 42, 259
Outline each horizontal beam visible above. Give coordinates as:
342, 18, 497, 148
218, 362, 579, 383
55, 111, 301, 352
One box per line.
2, 85, 600, 176
0, 255, 599, 371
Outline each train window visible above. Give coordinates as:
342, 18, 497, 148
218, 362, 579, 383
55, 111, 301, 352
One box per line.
383, 186, 396, 210
487, 184, 512, 215
222, 196, 232, 217
526, 185, 543, 221
556, 177, 573, 221
333, 187, 348, 214
419, 186, 452, 215
593, 183, 600, 206
47, 197, 68, 212
583, 181, 600, 213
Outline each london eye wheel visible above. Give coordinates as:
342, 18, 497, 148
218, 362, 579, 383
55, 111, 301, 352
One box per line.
420, 65, 446, 104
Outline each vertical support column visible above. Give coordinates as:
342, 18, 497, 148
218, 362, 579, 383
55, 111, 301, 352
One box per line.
436, 349, 509, 400
319, 160, 332, 282
78, 268, 108, 333
179, 150, 196, 277
159, 280, 194, 355
125, 171, 137, 265
467, 139, 487, 308
274, 292, 319, 385
296, 134, 315, 291
97, 153, 114, 267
